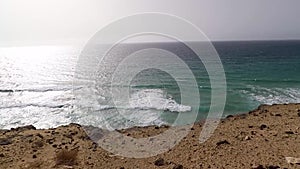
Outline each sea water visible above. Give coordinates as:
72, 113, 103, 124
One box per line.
0, 41, 299, 129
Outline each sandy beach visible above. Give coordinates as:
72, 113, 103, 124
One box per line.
0, 103, 299, 169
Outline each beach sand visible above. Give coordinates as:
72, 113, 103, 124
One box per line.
0, 103, 300, 169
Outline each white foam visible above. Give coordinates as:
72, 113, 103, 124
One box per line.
242, 86, 300, 105
71, 88, 191, 130
129, 89, 191, 112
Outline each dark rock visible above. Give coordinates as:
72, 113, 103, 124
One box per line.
63, 133, 73, 139
226, 115, 234, 118
285, 131, 294, 134
252, 165, 265, 169
244, 136, 251, 140
46, 138, 54, 144
154, 158, 165, 166
239, 114, 247, 119
297, 112, 300, 117
275, 114, 282, 117
216, 140, 230, 146
120, 167, 125, 169
155, 126, 159, 129
0, 153, 4, 157
0, 89, 13, 92
267, 165, 280, 169
191, 127, 195, 130
55, 105, 65, 108
260, 124, 268, 130
173, 164, 183, 169
32, 154, 37, 158
70, 131, 78, 136
13, 125, 36, 131
36, 133, 44, 139
0, 138, 12, 145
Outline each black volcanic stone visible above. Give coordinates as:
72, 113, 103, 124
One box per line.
260, 124, 268, 130
154, 158, 165, 166
253, 165, 265, 169
216, 140, 230, 146
173, 164, 183, 169
0, 138, 11, 145
285, 131, 294, 134
267, 165, 280, 169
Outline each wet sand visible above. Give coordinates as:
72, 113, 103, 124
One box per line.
0, 103, 300, 169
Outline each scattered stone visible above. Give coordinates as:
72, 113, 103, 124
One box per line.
0, 138, 12, 145
285, 157, 300, 165
244, 136, 251, 140
0, 153, 4, 157
285, 131, 294, 135
32, 154, 37, 159
260, 124, 268, 130
216, 140, 230, 146
154, 158, 165, 166
266, 165, 280, 169
275, 113, 282, 117
33, 141, 44, 148
46, 138, 54, 144
226, 115, 234, 118
173, 164, 183, 169
252, 165, 265, 169
36, 133, 44, 139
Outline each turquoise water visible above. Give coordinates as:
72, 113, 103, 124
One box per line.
0, 41, 299, 129
112, 41, 300, 124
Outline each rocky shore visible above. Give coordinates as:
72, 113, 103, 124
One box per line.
0, 103, 300, 169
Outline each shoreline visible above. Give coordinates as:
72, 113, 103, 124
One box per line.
0, 103, 300, 168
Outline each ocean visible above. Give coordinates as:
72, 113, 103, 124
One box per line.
0, 41, 299, 129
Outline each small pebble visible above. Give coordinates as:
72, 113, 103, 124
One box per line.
260, 124, 268, 130
252, 165, 265, 169
173, 164, 183, 169
216, 140, 230, 146
285, 131, 294, 134
154, 158, 165, 166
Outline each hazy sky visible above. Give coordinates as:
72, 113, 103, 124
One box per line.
1, 0, 300, 45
